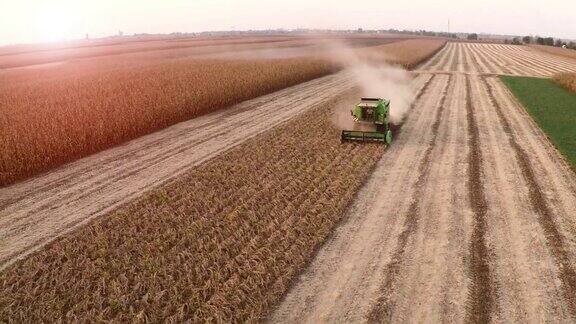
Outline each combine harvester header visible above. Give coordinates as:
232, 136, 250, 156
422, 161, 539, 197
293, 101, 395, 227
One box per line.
341, 97, 393, 145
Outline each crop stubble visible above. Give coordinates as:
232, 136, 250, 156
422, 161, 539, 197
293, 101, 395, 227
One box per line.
0, 90, 387, 322
366, 74, 451, 322
272, 43, 576, 322
418, 43, 576, 77
483, 77, 576, 318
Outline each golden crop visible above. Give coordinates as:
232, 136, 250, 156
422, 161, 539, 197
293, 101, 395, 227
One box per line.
0, 38, 445, 186
554, 73, 576, 93
358, 39, 447, 69
0, 57, 337, 186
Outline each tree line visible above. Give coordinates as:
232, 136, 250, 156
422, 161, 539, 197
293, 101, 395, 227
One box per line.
506, 35, 576, 50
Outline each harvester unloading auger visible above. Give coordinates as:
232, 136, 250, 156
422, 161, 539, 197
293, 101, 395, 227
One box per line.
341, 97, 393, 144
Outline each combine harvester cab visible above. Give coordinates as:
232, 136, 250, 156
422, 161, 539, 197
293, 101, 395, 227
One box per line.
341, 97, 393, 145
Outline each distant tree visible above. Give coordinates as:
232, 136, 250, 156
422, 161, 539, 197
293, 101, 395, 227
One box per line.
522, 36, 532, 44
536, 37, 545, 45
569, 41, 576, 50
512, 37, 522, 45
555, 39, 565, 47
544, 37, 555, 46
467, 33, 478, 40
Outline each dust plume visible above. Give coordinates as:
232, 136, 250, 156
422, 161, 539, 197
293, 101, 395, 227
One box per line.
324, 41, 415, 127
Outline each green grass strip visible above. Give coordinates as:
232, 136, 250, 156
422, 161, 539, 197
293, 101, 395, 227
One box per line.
501, 76, 576, 170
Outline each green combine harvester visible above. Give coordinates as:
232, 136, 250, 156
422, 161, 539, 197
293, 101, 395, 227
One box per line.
341, 97, 393, 145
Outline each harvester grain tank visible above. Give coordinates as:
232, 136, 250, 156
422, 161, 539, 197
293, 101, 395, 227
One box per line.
341, 97, 393, 144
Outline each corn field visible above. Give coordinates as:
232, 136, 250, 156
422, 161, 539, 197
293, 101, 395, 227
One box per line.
0, 57, 337, 186
0, 38, 445, 187
554, 72, 576, 92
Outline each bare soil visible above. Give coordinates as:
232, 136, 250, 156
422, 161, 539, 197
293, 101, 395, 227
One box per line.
270, 43, 576, 322
418, 43, 576, 77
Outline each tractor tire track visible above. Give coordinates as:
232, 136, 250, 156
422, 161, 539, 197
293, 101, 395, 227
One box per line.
460, 43, 471, 72
431, 43, 454, 71
487, 44, 530, 75
504, 45, 574, 74
482, 77, 576, 319
420, 44, 449, 70
365, 75, 451, 322
471, 76, 570, 321
471, 43, 500, 74
462, 44, 479, 74
442, 43, 457, 71
269, 74, 447, 323
383, 73, 468, 323
477, 44, 514, 75
430, 44, 451, 71
435, 74, 470, 324
273, 42, 576, 323
463, 75, 495, 323
513, 46, 576, 72
451, 43, 460, 72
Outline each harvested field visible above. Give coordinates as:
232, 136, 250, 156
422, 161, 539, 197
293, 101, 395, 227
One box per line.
0, 88, 388, 322
272, 44, 576, 322
530, 44, 576, 62
418, 42, 576, 77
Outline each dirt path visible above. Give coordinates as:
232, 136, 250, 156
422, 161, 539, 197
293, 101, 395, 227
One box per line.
0, 72, 353, 270
419, 43, 576, 77
270, 43, 576, 322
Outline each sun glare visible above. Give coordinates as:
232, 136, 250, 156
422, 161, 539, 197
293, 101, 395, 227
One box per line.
35, 7, 74, 42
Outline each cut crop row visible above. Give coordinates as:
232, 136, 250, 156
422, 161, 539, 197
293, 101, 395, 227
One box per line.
0, 94, 385, 322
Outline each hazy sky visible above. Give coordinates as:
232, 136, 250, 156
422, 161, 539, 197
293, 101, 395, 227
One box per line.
1, 0, 575, 45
